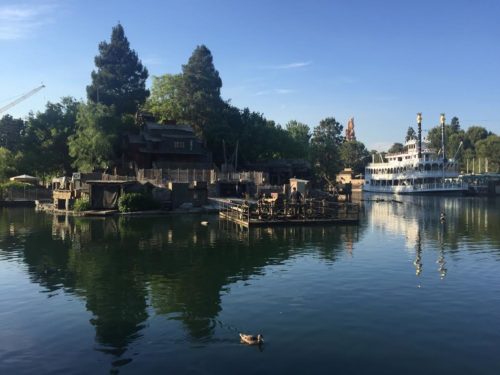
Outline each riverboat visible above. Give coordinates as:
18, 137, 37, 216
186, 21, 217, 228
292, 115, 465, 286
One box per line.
363, 114, 468, 195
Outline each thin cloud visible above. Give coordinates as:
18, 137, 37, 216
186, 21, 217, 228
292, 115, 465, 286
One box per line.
262, 61, 312, 70
142, 56, 163, 66
0, 2, 58, 40
255, 88, 296, 96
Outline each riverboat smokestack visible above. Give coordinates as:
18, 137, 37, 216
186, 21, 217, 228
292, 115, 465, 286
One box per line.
417, 113, 422, 159
440, 113, 446, 162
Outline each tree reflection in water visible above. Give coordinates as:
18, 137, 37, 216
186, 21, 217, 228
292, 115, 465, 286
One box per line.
0, 210, 362, 355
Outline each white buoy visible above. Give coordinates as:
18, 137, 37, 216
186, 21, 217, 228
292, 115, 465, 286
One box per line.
201, 221, 209, 226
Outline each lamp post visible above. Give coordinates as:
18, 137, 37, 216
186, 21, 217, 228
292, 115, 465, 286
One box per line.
440, 113, 446, 184
417, 112, 422, 159
440, 113, 446, 162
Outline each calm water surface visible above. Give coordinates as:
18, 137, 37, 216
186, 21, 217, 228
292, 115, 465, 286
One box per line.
0, 196, 499, 374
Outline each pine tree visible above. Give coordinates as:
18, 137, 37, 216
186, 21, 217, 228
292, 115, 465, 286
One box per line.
179, 45, 223, 136
86, 24, 149, 116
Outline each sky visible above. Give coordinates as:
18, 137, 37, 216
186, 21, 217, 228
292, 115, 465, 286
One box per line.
0, 0, 499, 151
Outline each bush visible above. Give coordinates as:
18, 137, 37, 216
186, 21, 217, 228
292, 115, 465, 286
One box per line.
0, 181, 35, 191
74, 197, 91, 212
118, 192, 160, 213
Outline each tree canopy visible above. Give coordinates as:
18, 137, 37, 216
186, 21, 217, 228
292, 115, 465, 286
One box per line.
87, 23, 149, 116
340, 140, 370, 175
310, 118, 344, 184
178, 45, 223, 137
388, 142, 404, 154
68, 103, 121, 172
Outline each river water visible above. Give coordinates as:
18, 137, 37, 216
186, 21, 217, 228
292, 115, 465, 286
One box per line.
0, 196, 499, 374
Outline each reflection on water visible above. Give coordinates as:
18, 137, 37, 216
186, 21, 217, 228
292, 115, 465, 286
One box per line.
0, 210, 363, 357
363, 194, 500, 279
0, 197, 499, 374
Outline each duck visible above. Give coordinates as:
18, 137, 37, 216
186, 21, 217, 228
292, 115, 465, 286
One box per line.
440, 212, 446, 222
239, 333, 264, 345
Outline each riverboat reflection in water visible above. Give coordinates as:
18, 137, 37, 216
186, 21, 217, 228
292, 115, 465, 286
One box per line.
0, 195, 499, 374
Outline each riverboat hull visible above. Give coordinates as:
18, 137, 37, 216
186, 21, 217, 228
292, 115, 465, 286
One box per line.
362, 183, 467, 195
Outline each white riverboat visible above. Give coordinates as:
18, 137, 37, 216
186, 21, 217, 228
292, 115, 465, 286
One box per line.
363, 115, 467, 195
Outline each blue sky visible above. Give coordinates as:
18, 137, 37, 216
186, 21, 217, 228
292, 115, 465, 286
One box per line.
0, 0, 499, 150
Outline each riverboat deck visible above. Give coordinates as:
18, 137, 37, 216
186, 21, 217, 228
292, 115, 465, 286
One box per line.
219, 198, 360, 228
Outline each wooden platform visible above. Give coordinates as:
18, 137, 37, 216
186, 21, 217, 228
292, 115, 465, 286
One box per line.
219, 199, 360, 228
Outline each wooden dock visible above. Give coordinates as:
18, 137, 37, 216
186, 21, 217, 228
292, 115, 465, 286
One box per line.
219, 198, 360, 228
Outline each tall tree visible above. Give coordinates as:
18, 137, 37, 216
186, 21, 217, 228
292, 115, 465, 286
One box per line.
475, 135, 500, 172
179, 45, 223, 137
87, 23, 149, 116
340, 140, 370, 175
68, 103, 120, 172
465, 126, 488, 146
450, 116, 460, 132
21, 97, 79, 176
285, 120, 311, 158
310, 117, 344, 184
405, 126, 416, 142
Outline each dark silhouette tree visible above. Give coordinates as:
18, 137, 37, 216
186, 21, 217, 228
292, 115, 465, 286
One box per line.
405, 126, 416, 142
178, 45, 223, 137
310, 117, 344, 184
388, 142, 404, 154
87, 23, 149, 116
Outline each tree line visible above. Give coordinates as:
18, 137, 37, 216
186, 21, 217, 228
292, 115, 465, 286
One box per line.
1, 23, 496, 184
387, 118, 499, 172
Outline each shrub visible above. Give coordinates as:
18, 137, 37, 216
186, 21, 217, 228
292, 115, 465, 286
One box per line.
74, 197, 91, 212
118, 192, 159, 213
0, 181, 35, 191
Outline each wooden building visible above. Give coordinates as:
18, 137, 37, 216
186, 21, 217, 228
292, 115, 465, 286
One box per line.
123, 114, 212, 171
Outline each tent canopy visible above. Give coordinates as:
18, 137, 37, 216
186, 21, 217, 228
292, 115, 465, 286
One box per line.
9, 174, 39, 183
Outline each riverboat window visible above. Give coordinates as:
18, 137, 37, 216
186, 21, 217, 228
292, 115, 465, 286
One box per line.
174, 141, 185, 149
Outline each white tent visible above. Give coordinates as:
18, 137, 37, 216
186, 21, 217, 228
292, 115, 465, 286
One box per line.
9, 174, 39, 184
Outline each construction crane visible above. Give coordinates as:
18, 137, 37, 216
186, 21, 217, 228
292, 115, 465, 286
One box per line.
0, 84, 45, 115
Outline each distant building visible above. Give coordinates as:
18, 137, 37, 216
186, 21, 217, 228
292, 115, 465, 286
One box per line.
123, 113, 212, 171
346, 117, 356, 141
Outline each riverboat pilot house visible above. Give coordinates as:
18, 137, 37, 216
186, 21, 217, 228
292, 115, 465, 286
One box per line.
123, 113, 212, 171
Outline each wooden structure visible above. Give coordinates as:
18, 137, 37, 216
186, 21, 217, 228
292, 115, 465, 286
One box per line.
219, 197, 360, 228
123, 113, 212, 170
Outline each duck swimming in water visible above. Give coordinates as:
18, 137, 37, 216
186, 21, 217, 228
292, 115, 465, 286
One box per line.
239, 333, 264, 345
440, 212, 446, 222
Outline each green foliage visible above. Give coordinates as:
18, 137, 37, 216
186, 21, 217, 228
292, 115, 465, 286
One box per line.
0, 115, 24, 152
475, 135, 500, 172
465, 126, 488, 146
144, 74, 184, 123
450, 116, 460, 132
340, 141, 370, 175
310, 117, 344, 184
20, 97, 79, 177
405, 126, 416, 142
68, 103, 120, 172
178, 45, 224, 137
388, 143, 404, 154
425, 120, 493, 171
0, 180, 34, 191
87, 23, 149, 115
73, 197, 91, 212
0, 147, 18, 180
118, 192, 160, 213
286, 120, 311, 159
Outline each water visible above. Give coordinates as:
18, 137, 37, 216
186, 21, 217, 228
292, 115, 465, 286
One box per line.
0, 196, 499, 374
